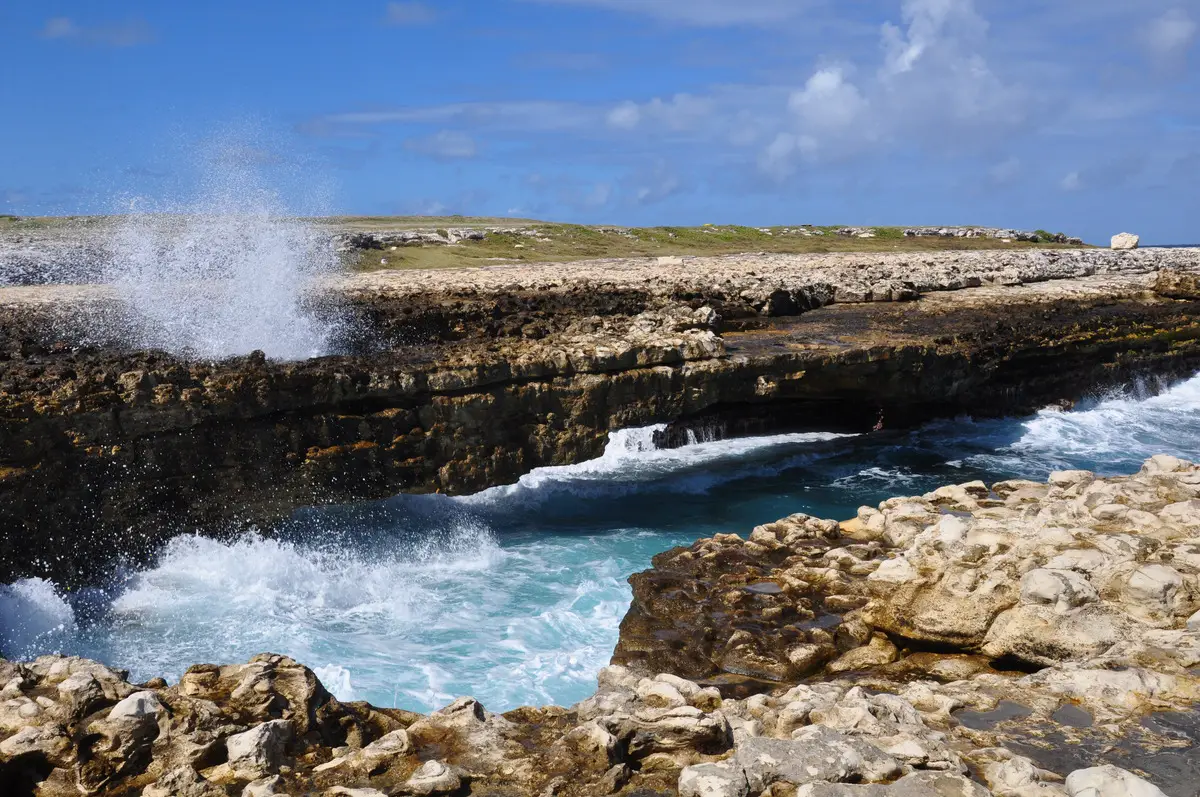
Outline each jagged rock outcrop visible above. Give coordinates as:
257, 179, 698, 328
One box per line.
901, 228, 1083, 245
614, 458, 1200, 796
5, 462, 1197, 795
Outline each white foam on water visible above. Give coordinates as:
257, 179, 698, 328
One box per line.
464, 426, 857, 506
0, 578, 77, 658
103, 138, 338, 360
313, 665, 357, 702
831, 466, 924, 490
90, 523, 505, 691
964, 374, 1200, 475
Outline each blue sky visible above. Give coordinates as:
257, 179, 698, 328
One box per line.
1, 0, 1198, 243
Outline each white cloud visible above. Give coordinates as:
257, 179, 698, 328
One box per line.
1140, 8, 1197, 70
521, 0, 811, 27
788, 67, 867, 131
403, 130, 478, 160
42, 18, 76, 39
299, 0, 1184, 211
873, 0, 1026, 135
747, 0, 1020, 175
385, 2, 437, 26
40, 16, 153, 47
880, 0, 988, 77
607, 102, 641, 130
604, 94, 714, 132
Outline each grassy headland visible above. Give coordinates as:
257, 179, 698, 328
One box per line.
0, 215, 1089, 273
335, 220, 1088, 272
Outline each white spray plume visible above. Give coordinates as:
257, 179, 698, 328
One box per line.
104, 139, 338, 360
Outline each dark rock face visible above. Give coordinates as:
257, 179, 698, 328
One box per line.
616, 515, 866, 686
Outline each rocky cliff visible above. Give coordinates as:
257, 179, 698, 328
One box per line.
4, 460, 1199, 796
2, 248, 1200, 585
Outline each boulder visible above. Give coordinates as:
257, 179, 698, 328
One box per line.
404, 759, 463, 796
225, 719, 292, 779
679, 761, 750, 797
107, 689, 165, 723
1064, 765, 1166, 796
734, 726, 900, 791
1110, 233, 1139, 250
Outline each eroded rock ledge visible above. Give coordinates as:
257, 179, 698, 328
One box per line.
2, 249, 1200, 584
4, 460, 1199, 796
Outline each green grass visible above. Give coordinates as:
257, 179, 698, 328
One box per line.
0, 215, 1089, 270
346, 222, 1088, 272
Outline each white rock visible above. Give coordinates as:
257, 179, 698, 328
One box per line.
1065, 765, 1165, 796
597, 665, 639, 691
1187, 608, 1200, 631
869, 557, 918, 584
678, 761, 750, 797
1049, 470, 1095, 488
1159, 500, 1200, 526
404, 760, 462, 796
226, 720, 291, 778
242, 776, 284, 797
107, 690, 163, 723
1143, 454, 1189, 474
1120, 564, 1184, 616
637, 678, 687, 709
1110, 233, 1140, 250
1020, 569, 1098, 612
1045, 549, 1107, 573
357, 728, 411, 765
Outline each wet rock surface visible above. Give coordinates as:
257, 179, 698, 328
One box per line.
4, 462, 1199, 795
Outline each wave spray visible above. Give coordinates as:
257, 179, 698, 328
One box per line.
104, 137, 338, 360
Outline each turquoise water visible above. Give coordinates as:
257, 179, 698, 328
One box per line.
4, 374, 1200, 713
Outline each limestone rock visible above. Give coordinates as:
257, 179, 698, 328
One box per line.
404, 759, 463, 795
107, 689, 165, 722
243, 775, 285, 796
734, 726, 900, 791
1065, 765, 1166, 796
1110, 233, 1139, 250
1155, 269, 1200, 300
793, 771, 991, 795
225, 719, 292, 778
679, 761, 750, 797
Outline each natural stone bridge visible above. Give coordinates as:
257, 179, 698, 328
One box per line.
2, 248, 1199, 585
